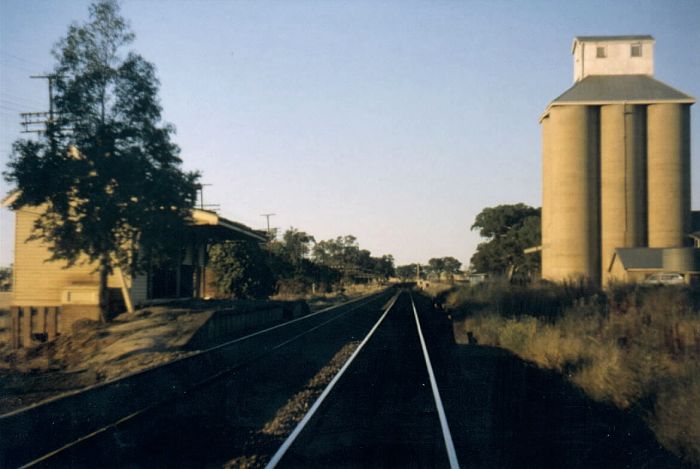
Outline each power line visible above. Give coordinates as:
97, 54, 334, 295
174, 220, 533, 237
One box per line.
0, 104, 25, 112
1, 98, 44, 110
15, 75, 61, 136
0, 51, 46, 69
0, 62, 37, 75
1, 91, 46, 108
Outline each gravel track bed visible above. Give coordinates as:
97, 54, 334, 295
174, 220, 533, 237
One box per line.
223, 340, 360, 468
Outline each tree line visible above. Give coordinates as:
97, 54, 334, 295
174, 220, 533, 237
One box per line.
209, 228, 395, 299
394, 257, 463, 282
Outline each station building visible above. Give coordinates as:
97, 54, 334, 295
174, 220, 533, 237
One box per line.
1, 193, 266, 348
540, 35, 698, 285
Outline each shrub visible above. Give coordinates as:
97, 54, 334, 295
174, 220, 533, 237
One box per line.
209, 241, 276, 299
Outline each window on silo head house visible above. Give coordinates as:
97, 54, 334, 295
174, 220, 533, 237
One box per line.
631, 43, 642, 57
596, 46, 607, 58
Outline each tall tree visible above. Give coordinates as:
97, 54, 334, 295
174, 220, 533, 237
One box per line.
442, 256, 462, 275
4, 1, 199, 320
371, 254, 395, 279
312, 235, 360, 270
470, 204, 541, 278
427, 258, 446, 277
396, 264, 418, 281
279, 228, 315, 267
427, 257, 462, 280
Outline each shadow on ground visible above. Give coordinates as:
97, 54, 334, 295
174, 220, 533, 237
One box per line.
416, 292, 684, 469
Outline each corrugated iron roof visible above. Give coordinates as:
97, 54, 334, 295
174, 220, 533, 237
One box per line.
192, 208, 267, 242
616, 248, 664, 269
551, 75, 695, 105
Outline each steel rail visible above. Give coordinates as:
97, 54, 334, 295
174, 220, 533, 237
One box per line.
3, 290, 385, 420
18, 290, 393, 468
265, 291, 401, 468
410, 293, 460, 469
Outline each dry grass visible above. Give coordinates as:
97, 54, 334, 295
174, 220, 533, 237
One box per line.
273, 282, 385, 311
448, 283, 700, 465
420, 281, 457, 298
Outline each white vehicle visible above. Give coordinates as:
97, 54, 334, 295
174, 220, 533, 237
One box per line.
644, 272, 685, 285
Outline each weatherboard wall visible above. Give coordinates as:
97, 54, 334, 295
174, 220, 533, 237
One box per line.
12, 207, 146, 304
573, 37, 654, 82
13, 207, 100, 308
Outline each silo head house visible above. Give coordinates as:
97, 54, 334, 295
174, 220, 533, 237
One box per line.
541, 36, 699, 286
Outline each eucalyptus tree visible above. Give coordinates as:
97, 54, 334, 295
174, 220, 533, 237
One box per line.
470, 204, 541, 278
5, 1, 199, 320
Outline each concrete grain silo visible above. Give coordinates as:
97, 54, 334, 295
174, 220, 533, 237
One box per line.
540, 36, 695, 285
647, 103, 691, 248
600, 104, 646, 276
542, 106, 600, 283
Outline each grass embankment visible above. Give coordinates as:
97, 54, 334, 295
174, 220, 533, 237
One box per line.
446, 281, 700, 465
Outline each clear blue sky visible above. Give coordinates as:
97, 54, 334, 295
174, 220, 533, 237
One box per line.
1, 0, 699, 268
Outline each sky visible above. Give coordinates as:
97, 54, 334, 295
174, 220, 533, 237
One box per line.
1, 0, 699, 269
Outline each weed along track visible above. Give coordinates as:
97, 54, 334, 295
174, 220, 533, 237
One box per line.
0, 290, 396, 468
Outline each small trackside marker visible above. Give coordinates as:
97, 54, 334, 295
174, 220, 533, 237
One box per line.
265, 291, 401, 468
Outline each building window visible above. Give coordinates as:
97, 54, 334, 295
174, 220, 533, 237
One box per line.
631, 44, 642, 57
596, 46, 607, 58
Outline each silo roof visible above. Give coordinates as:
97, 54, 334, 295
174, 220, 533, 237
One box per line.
574, 35, 654, 42
551, 75, 695, 105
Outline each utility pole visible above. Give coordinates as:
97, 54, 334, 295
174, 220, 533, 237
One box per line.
260, 213, 276, 235
195, 183, 220, 211
31, 74, 57, 121
20, 74, 60, 137
196, 183, 211, 209
20, 112, 49, 136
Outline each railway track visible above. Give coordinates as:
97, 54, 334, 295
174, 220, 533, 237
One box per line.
1, 289, 396, 468
267, 290, 459, 468
4, 286, 677, 468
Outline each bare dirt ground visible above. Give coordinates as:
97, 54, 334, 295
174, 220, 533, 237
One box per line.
0, 305, 212, 414
0, 287, 382, 415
